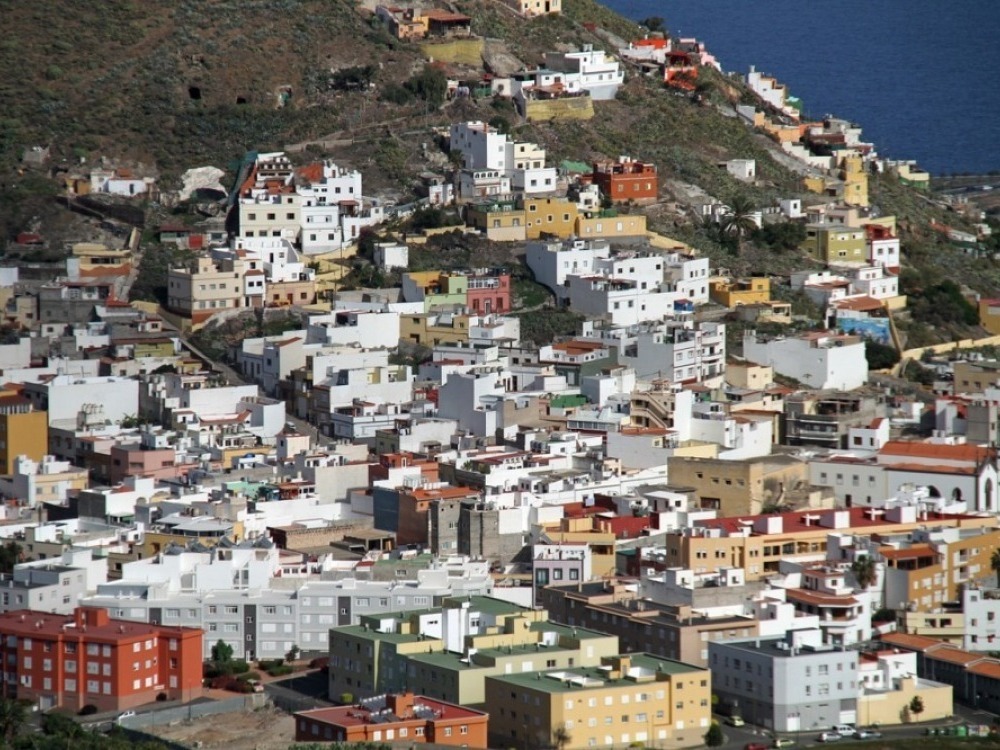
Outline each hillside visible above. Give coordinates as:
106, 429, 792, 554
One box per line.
1, 0, 994, 347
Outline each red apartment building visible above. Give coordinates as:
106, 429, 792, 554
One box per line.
0, 607, 202, 712
466, 271, 511, 315
295, 692, 488, 747
592, 157, 658, 204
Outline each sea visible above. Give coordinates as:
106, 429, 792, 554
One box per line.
600, 0, 1000, 176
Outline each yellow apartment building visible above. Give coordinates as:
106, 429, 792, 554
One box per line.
0, 392, 48, 474
167, 256, 246, 326
665, 509, 998, 582
484, 653, 711, 750
708, 277, 771, 308
524, 197, 578, 240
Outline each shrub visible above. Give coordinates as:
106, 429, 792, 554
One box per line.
266, 664, 294, 677
309, 657, 329, 670
78, 704, 99, 716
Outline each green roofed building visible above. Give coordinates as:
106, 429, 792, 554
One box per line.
485, 653, 711, 750
328, 595, 618, 705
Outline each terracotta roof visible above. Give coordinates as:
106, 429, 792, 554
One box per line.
879, 632, 951, 652
833, 296, 884, 312
879, 544, 936, 561
926, 647, 984, 667
786, 588, 858, 607
968, 661, 1000, 679
879, 440, 994, 464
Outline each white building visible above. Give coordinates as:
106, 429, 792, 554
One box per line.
620, 322, 726, 384
373, 241, 409, 270
543, 44, 624, 101
743, 330, 868, 391
22, 375, 140, 427
725, 159, 757, 182
526, 238, 611, 301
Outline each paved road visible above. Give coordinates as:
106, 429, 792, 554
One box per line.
718, 710, 979, 750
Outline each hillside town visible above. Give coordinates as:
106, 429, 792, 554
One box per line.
3, 4, 1000, 750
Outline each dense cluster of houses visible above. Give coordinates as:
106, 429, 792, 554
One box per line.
3, 10, 1000, 747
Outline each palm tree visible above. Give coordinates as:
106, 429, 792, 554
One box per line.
722, 196, 758, 255
851, 555, 878, 590
0, 697, 27, 746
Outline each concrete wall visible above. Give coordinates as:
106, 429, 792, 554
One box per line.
421, 38, 485, 65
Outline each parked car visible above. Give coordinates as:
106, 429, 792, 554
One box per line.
726, 716, 746, 727
745, 743, 769, 750
116, 710, 136, 725
833, 725, 855, 736
773, 739, 795, 748
818, 732, 842, 743
854, 729, 882, 740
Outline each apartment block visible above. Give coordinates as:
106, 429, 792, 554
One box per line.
484, 653, 711, 750
0, 391, 48, 474
327, 596, 619, 705
0, 607, 201, 713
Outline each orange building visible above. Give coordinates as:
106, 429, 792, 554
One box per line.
295, 693, 488, 748
374, 483, 481, 546
592, 156, 658, 204
0, 607, 202, 712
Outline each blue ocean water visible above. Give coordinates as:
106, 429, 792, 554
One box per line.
600, 0, 1000, 176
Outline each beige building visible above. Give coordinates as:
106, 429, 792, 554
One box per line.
167, 256, 248, 326
484, 653, 711, 750
725, 359, 774, 391
328, 596, 620, 706
502, 0, 560, 16
666, 454, 810, 516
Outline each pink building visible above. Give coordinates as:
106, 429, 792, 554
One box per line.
466, 272, 511, 315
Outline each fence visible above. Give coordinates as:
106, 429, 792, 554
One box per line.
118, 693, 269, 730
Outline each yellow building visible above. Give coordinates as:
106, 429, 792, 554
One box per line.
979, 300, 1000, 336
524, 197, 578, 240
575, 212, 647, 239
465, 201, 527, 241
666, 454, 810, 518
665, 509, 997, 582
484, 654, 711, 750
0, 392, 48, 475
725, 359, 774, 390
800, 223, 867, 263
534, 516, 616, 577
708, 277, 771, 308
327, 597, 620, 706
72, 243, 133, 277
400, 311, 472, 346
839, 154, 869, 207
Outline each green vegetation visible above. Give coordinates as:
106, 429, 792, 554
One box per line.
515, 309, 585, 346
0, 695, 168, 749
865, 339, 901, 371
703, 721, 724, 747
0, 541, 21, 575
902, 274, 979, 328
130, 244, 196, 305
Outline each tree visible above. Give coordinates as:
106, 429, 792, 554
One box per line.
553, 724, 572, 750
704, 721, 724, 747
909, 695, 925, 720
286, 645, 301, 663
0, 540, 21, 575
851, 555, 877, 590
0, 697, 27, 745
211, 639, 234, 664
641, 16, 665, 33
991, 549, 1000, 587
721, 196, 758, 255
865, 339, 900, 371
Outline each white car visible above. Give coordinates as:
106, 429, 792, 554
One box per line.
833, 725, 855, 736
818, 732, 842, 743
116, 710, 136, 725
